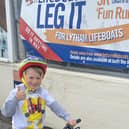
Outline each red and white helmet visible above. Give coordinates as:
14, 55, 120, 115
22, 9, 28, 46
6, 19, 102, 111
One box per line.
19, 56, 47, 79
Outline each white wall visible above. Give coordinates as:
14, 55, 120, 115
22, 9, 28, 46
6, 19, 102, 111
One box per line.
43, 68, 129, 129
0, 63, 129, 129
0, 62, 14, 107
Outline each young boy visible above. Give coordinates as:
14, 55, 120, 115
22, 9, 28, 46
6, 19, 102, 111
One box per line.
1, 56, 76, 129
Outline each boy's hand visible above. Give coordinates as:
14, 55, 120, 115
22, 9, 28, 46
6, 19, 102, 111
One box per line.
16, 87, 26, 100
67, 119, 77, 127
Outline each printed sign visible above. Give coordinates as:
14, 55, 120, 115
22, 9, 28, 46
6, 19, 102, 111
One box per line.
20, 0, 129, 69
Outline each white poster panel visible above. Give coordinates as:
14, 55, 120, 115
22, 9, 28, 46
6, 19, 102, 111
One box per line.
20, 0, 129, 69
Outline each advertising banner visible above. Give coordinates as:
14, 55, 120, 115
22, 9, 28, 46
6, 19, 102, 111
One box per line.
20, 0, 129, 69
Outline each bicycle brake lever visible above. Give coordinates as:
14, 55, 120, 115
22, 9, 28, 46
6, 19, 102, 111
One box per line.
63, 124, 73, 129
74, 119, 81, 129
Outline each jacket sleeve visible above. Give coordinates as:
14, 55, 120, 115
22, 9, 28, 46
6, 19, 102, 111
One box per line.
49, 101, 70, 121
1, 89, 18, 117
41, 88, 70, 121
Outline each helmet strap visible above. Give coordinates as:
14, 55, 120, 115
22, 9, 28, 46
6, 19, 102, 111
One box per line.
21, 72, 36, 92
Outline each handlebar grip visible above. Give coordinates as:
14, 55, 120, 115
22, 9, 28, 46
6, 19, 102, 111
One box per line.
63, 118, 82, 129
76, 119, 81, 124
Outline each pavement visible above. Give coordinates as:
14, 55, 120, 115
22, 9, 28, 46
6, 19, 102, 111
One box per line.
0, 111, 11, 129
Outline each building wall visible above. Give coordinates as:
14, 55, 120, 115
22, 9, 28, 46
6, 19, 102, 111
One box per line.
0, 63, 14, 107
0, 63, 129, 129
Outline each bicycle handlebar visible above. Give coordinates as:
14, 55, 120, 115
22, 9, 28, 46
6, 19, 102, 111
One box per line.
63, 118, 81, 129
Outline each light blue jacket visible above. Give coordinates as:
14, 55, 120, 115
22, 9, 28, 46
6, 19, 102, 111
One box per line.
1, 84, 70, 129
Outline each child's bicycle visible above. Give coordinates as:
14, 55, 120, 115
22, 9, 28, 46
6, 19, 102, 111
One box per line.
44, 119, 81, 129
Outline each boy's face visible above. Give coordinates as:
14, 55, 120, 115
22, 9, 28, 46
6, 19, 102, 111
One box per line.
25, 68, 43, 90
